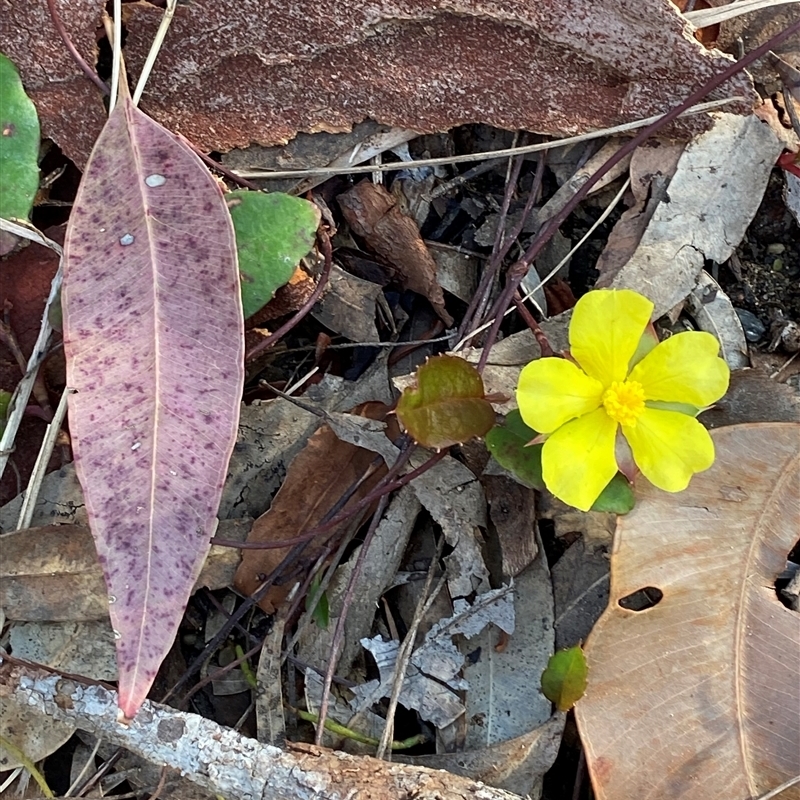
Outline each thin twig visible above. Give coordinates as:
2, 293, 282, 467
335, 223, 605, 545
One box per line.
132, 0, 177, 106
0, 243, 64, 481
46, 0, 109, 95
109, 0, 121, 114
16, 388, 71, 530
376, 540, 446, 759
235, 98, 743, 180
314, 493, 391, 745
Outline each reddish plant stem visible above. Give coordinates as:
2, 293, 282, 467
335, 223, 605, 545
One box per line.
457, 144, 526, 343
211, 445, 441, 551
315, 492, 391, 746
191, 146, 263, 191
245, 229, 333, 361
476, 17, 800, 372
513, 291, 554, 357
46, 0, 110, 96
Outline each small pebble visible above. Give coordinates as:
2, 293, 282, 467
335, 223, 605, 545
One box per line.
119, 233, 135, 246
772, 258, 784, 272
766, 243, 785, 255
734, 308, 766, 342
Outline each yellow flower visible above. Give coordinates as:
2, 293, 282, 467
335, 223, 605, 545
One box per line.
516, 289, 730, 511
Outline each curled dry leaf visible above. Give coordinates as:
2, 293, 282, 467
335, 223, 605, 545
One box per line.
62, 85, 244, 719
576, 423, 800, 800
338, 181, 453, 326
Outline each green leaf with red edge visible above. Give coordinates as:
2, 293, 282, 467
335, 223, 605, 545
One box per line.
541, 645, 588, 711
486, 410, 635, 513
396, 355, 495, 449
62, 84, 243, 720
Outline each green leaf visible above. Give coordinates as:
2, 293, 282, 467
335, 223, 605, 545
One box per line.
0, 52, 40, 224
396, 355, 496, 449
486, 410, 635, 513
591, 472, 635, 513
0, 390, 11, 436
541, 646, 588, 711
227, 190, 321, 318
306, 575, 329, 630
485, 409, 544, 489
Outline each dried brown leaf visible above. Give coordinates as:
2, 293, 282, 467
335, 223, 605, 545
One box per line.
338, 181, 453, 326
234, 403, 398, 613
576, 423, 800, 800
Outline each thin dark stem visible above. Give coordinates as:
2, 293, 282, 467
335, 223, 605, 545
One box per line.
46, 0, 109, 96
457, 144, 527, 343
314, 493, 391, 745
192, 146, 263, 191
476, 17, 800, 368
246, 229, 333, 361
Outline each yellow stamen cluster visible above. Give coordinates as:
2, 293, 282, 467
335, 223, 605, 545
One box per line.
602, 380, 645, 427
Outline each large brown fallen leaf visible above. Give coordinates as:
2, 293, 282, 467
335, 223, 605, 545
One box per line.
0, 0, 755, 165
576, 423, 800, 800
62, 81, 244, 719
234, 404, 396, 613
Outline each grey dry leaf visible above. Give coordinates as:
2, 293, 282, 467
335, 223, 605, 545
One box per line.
596, 112, 784, 317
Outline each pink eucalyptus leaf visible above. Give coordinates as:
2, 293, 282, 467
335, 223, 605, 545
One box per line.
62, 92, 243, 720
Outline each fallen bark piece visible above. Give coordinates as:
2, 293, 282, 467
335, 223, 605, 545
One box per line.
1, 662, 525, 800
118, 0, 753, 155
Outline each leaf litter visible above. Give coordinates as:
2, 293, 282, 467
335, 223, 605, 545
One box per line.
0, 7, 799, 800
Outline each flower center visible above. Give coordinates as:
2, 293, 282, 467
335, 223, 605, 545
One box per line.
602, 380, 646, 427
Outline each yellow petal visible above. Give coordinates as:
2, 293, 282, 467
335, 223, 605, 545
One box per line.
623, 407, 715, 492
517, 358, 604, 434
570, 289, 654, 385
541, 408, 619, 511
629, 331, 729, 407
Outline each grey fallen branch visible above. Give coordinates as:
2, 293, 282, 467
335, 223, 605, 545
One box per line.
2, 662, 523, 800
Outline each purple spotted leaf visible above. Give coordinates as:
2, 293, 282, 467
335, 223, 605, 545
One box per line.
62, 88, 243, 720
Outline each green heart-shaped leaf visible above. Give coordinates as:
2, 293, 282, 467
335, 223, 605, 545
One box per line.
0, 52, 40, 226
227, 190, 320, 318
396, 355, 495, 449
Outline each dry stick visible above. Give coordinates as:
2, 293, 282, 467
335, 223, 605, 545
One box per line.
16, 388, 71, 530
46, 0, 109, 95
475, 16, 800, 374
236, 97, 741, 181
314, 493, 391, 746
513, 292, 554, 357
456, 143, 527, 342
458, 150, 547, 346
246, 230, 334, 361
376, 542, 446, 759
